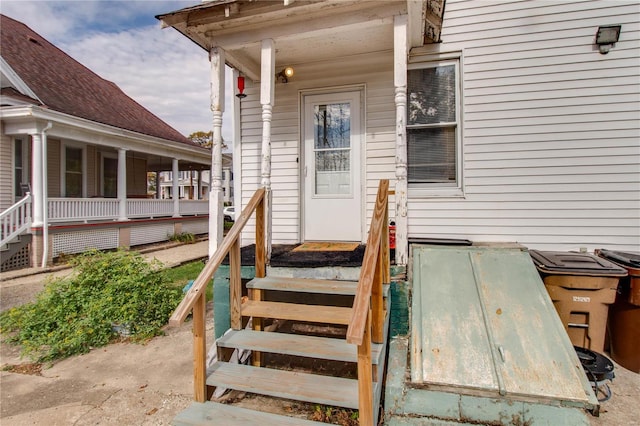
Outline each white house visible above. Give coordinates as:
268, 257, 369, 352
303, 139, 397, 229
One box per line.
0, 14, 212, 270
158, 0, 639, 265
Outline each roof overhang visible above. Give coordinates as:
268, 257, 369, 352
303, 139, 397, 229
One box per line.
156, 0, 445, 81
1, 105, 211, 168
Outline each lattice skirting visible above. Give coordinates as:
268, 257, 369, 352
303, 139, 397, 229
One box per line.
130, 223, 175, 247
182, 220, 208, 236
1, 244, 31, 272
52, 229, 120, 258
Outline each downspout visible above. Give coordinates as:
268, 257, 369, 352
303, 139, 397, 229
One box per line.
41, 121, 53, 268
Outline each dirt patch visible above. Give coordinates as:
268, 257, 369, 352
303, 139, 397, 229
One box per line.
2, 362, 42, 376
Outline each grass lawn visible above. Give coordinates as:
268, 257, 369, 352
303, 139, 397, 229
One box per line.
164, 260, 212, 301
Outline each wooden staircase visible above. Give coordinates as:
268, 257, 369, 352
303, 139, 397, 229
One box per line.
169, 181, 392, 425
174, 276, 390, 425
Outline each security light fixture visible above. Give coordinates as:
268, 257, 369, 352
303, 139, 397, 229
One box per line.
277, 66, 294, 83
595, 25, 621, 54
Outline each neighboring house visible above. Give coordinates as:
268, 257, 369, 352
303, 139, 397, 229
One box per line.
158, 0, 640, 264
158, 153, 233, 202
0, 14, 212, 270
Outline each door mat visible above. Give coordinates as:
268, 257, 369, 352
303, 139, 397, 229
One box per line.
292, 242, 359, 252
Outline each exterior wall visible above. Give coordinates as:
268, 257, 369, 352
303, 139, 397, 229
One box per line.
126, 156, 148, 196
237, 53, 397, 246
0, 122, 13, 210
405, 0, 640, 252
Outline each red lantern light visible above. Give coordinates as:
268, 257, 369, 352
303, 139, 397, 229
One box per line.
236, 75, 247, 99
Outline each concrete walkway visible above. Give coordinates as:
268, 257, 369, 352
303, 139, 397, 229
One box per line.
0, 240, 209, 313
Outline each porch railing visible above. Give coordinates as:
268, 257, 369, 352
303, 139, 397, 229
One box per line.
46, 198, 208, 223
48, 198, 119, 222
0, 194, 32, 247
169, 187, 266, 402
346, 179, 390, 425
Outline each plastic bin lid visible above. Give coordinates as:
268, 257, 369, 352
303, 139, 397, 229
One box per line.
597, 249, 640, 269
529, 250, 628, 277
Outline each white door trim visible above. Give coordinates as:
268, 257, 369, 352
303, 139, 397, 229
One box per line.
300, 88, 365, 242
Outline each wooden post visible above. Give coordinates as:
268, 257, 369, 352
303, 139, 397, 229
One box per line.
357, 310, 373, 425
230, 239, 242, 330
394, 14, 409, 266
193, 292, 207, 402
209, 46, 226, 257
382, 201, 390, 285
260, 39, 275, 264
371, 246, 384, 344
255, 196, 266, 278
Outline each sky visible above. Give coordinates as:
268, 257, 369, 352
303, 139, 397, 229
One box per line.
1, 0, 233, 141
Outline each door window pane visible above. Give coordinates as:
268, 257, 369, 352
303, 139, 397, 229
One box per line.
313, 103, 351, 195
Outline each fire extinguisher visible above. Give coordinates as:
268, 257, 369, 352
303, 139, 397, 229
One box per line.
389, 221, 396, 250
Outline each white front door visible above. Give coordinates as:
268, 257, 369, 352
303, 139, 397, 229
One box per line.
303, 91, 362, 241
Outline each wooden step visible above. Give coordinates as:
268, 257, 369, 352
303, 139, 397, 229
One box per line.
173, 401, 325, 425
206, 361, 370, 409
248, 276, 390, 297
241, 300, 352, 324
217, 329, 385, 364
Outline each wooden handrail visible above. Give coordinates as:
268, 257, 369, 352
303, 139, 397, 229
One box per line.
169, 187, 266, 326
346, 179, 389, 345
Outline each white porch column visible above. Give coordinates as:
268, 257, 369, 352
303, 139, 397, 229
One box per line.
394, 15, 409, 266
30, 132, 43, 228
261, 39, 275, 262
209, 46, 225, 257
117, 148, 128, 221
172, 158, 181, 218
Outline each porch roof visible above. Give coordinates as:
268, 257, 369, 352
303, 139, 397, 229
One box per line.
0, 14, 199, 148
156, 0, 445, 81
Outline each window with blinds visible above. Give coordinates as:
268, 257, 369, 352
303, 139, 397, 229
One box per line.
407, 60, 461, 189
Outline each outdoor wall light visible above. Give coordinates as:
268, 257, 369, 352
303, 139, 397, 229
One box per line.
595, 25, 621, 54
276, 66, 294, 83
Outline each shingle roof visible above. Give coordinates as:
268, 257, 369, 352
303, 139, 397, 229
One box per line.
0, 14, 197, 146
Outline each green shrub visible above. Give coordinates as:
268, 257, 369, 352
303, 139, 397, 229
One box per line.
169, 232, 196, 244
0, 249, 182, 362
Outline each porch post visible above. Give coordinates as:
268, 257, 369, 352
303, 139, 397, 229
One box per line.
30, 132, 43, 228
117, 148, 128, 221
172, 158, 181, 218
209, 46, 225, 256
394, 15, 409, 266
155, 172, 161, 199
260, 39, 275, 262
197, 171, 202, 200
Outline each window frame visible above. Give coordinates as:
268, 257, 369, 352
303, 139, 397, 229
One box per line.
13, 137, 29, 200
61, 142, 87, 198
407, 53, 464, 198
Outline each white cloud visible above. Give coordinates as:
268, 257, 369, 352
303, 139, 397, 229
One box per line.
2, 0, 233, 140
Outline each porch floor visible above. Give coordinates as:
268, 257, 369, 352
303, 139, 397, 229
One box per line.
224, 243, 368, 268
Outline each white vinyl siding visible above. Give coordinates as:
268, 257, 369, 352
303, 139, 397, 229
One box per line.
407, 0, 640, 251
237, 54, 396, 246
0, 125, 13, 210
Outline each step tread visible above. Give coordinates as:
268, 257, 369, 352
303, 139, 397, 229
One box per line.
242, 300, 352, 325
248, 276, 390, 297
206, 361, 365, 409
173, 401, 325, 425
217, 329, 384, 364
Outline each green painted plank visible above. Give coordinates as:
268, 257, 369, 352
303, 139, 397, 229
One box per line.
470, 249, 595, 403
248, 276, 391, 298
206, 361, 362, 409
217, 329, 385, 364
173, 401, 325, 425
411, 248, 499, 390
